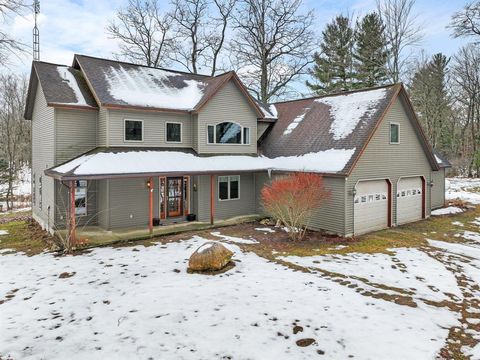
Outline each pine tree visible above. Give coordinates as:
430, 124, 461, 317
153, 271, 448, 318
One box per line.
409, 53, 452, 153
354, 12, 389, 87
306, 15, 355, 94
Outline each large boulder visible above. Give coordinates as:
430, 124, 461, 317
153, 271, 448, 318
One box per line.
188, 242, 233, 272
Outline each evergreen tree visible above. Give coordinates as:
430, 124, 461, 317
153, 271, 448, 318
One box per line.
306, 15, 355, 94
409, 53, 452, 153
354, 12, 389, 87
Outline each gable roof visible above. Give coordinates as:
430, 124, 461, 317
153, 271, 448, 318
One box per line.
72, 54, 267, 118
24, 61, 98, 119
433, 149, 452, 168
260, 84, 439, 175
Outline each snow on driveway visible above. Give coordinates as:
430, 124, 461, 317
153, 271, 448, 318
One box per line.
0, 236, 461, 360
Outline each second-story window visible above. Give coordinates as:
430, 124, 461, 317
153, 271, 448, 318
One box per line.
166, 122, 182, 143
207, 122, 250, 145
390, 123, 400, 144
124, 119, 143, 142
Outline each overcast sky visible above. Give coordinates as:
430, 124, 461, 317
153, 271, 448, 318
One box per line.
4, 0, 471, 76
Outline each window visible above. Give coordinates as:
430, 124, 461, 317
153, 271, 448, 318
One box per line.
124, 119, 143, 142
390, 123, 400, 144
166, 122, 182, 143
208, 125, 214, 144
38, 176, 42, 210
218, 175, 240, 200
207, 122, 249, 145
75, 180, 87, 216
243, 127, 250, 145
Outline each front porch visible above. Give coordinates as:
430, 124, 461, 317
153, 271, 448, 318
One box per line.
57, 214, 262, 248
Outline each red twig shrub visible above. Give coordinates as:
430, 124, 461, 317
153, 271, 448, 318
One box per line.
261, 173, 330, 241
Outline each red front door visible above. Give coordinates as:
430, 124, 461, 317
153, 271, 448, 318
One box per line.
167, 177, 183, 217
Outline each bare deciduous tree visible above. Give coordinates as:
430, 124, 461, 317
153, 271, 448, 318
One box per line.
206, 0, 236, 76
377, 0, 423, 83
231, 0, 316, 102
449, 1, 480, 42
170, 0, 210, 74
107, 0, 175, 67
0, 0, 29, 65
451, 44, 480, 176
0, 74, 30, 210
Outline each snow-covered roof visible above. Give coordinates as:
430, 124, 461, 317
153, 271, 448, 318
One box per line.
55, 66, 92, 107
24, 61, 98, 119
103, 64, 206, 111
433, 150, 451, 168
46, 148, 356, 179
315, 88, 387, 140
72, 55, 266, 117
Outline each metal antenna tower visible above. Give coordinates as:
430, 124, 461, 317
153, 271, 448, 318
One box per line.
33, 0, 40, 61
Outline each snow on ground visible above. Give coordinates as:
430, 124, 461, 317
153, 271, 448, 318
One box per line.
255, 227, 275, 233
280, 248, 461, 302
0, 230, 9, 236
452, 221, 464, 227
431, 206, 464, 216
427, 239, 480, 261
0, 237, 458, 360
315, 88, 387, 140
0, 166, 31, 197
51, 148, 356, 176
446, 178, 480, 205
462, 231, 480, 243
210, 231, 258, 244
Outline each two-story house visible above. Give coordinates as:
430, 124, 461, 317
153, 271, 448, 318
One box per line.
25, 54, 450, 239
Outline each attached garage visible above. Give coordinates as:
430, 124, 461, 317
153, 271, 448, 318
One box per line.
396, 176, 425, 225
354, 179, 390, 235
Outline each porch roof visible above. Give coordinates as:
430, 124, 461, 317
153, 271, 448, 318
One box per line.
45, 147, 356, 180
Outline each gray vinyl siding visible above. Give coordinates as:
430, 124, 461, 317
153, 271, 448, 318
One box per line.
54, 180, 98, 228
192, 114, 199, 153
254, 172, 269, 213
197, 81, 258, 154
106, 109, 192, 147
55, 108, 97, 164
309, 176, 346, 234
97, 179, 110, 229
31, 83, 55, 230
345, 97, 433, 235
254, 173, 346, 235
195, 174, 257, 222
257, 122, 271, 141
98, 107, 108, 146
107, 177, 156, 229
431, 169, 445, 209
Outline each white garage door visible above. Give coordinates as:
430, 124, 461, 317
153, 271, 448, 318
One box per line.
397, 177, 423, 225
354, 180, 389, 235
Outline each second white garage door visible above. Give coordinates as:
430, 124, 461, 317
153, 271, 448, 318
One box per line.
354, 179, 389, 235
397, 177, 423, 225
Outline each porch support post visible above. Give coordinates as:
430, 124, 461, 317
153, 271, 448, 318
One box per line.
210, 174, 215, 225
69, 180, 76, 246
148, 177, 153, 234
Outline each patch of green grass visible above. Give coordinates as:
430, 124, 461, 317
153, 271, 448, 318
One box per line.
0, 209, 31, 220
0, 218, 52, 256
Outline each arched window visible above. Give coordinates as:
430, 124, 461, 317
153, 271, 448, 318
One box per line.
207, 122, 250, 145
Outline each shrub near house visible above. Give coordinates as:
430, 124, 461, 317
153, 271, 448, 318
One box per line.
261, 173, 330, 240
